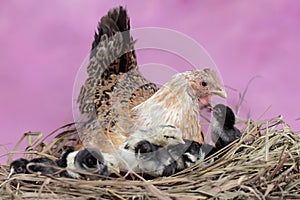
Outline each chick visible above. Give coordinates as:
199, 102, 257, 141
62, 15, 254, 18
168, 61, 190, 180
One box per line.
134, 140, 177, 177
74, 148, 108, 177
102, 152, 120, 175
126, 125, 185, 151
117, 125, 184, 173
59, 150, 79, 178
8, 158, 28, 178
167, 140, 217, 171
58, 148, 108, 179
59, 148, 119, 176
56, 147, 74, 168
56, 147, 75, 177
211, 104, 242, 150
8, 157, 58, 178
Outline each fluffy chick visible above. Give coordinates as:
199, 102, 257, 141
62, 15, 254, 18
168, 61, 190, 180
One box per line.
8, 157, 58, 178
168, 140, 217, 171
58, 148, 108, 179
56, 148, 75, 177
211, 104, 242, 150
125, 125, 185, 150
117, 125, 184, 173
56, 148, 74, 168
8, 158, 28, 178
134, 140, 177, 177
101, 152, 120, 175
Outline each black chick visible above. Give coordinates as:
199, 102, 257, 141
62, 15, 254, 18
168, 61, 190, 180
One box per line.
211, 104, 242, 150
56, 147, 75, 177
8, 157, 58, 178
8, 158, 29, 177
57, 148, 108, 179
28, 157, 58, 174
134, 140, 177, 177
167, 139, 217, 171
75, 148, 108, 177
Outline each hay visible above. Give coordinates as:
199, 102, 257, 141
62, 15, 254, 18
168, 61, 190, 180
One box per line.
1, 116, 300, 199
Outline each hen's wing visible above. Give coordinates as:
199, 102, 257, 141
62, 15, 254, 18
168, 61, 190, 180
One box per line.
77, 6, 158, 152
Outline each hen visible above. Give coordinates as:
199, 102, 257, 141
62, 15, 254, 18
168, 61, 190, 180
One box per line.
76, 6, 227, 156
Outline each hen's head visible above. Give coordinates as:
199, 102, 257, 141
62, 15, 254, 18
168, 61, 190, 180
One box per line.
184, 68, 227, 105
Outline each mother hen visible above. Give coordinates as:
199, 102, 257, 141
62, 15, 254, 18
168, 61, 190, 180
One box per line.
76, 6, 227, 154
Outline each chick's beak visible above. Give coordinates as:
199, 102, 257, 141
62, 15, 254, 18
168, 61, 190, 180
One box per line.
178, 138, 185, 144
7, 168, 14, 179
211, 89, 227, 99
114, 167, 120, 174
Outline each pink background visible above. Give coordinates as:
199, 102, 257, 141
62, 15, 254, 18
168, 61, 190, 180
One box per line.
1, 1, 299, 163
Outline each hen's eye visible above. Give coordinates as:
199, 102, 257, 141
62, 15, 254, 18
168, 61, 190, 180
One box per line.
201, 81, 207, 87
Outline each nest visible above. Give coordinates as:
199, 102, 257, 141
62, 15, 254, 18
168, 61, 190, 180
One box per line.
0, 116, 300, 199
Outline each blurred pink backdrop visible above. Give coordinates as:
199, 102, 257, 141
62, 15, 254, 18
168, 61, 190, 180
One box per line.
1, 0, 299, 163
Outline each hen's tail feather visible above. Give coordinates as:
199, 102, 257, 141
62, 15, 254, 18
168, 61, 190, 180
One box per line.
92, 6, 130, 50
78, 6, 137, 114
90, 6, 134, 75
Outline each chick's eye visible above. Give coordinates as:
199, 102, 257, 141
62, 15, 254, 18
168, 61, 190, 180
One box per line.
215, 108, 221, 114
164, 135, 175, 139
16, 167, 23, 173
201, 81, 207, 87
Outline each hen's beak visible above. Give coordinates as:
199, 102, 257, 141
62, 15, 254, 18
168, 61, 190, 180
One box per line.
211, 89, 227, 99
